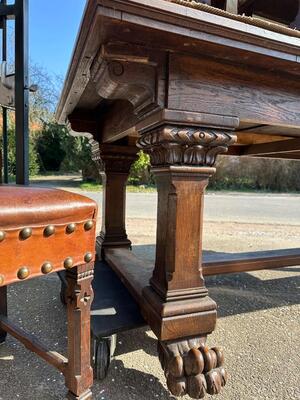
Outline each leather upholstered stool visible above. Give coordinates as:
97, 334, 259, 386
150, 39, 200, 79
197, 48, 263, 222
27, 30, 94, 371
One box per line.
0, 186, 98, 400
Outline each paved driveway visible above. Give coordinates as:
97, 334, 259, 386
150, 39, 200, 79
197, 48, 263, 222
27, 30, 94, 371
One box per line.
83, 191, 300, 225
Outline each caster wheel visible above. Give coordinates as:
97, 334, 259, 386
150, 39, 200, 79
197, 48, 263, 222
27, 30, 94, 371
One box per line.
60, 280, 67, 306
92, 334, 117, 381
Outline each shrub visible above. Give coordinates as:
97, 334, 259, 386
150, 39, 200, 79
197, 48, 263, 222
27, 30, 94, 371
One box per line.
1, 127, 40, 177
36, 123, 67, 171
35, 122, 100, 180
129, 151, 154, 185
209, 156, 300, 192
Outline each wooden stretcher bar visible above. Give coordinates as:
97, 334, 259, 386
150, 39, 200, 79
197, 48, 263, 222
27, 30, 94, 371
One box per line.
105, 246, 300, 300
0, 316, 68, 374
203, 247, 300, 275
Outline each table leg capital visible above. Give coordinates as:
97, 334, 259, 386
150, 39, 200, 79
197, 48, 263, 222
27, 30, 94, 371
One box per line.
137, 124, 236, 168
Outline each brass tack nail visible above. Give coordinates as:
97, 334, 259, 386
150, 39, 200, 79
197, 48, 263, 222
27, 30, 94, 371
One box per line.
41, 262, 53, 275
0, 275, 4, 286
66, 223, 76, 234
17, 267, 30, 280
20, 228, 32, 240
84, 252, 93, 263
44, 225, 55, 237
64, 257, 73, 269
84, 220, 94, 231
0, 231, 6, 242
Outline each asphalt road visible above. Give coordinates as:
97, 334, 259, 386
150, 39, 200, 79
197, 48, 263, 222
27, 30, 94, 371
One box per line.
84, 191, 300, 225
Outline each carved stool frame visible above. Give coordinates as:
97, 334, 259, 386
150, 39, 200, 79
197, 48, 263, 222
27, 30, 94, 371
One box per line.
0, 264, 95, 400
0, 204, 97, 399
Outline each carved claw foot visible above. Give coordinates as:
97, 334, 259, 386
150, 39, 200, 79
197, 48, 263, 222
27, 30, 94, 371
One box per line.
158, 338, 227, 399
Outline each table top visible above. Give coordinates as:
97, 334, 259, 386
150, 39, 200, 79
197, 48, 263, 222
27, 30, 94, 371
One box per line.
56, 0, 300, 158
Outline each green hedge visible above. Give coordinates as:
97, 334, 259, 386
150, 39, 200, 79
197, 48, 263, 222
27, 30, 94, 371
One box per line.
3, 118, 300, 194
128, 153, 300, 193
1, 127, 40, 176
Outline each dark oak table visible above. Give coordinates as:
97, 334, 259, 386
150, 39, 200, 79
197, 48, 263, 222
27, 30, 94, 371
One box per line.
56, 1, 300, 398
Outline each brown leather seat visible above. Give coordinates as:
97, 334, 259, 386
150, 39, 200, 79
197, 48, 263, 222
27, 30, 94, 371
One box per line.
0, 185, 98, 285
0, 186, 97, 227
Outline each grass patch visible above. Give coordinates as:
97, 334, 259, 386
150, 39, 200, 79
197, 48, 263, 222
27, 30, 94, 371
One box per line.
80, 181, 156, 193
80, 182, 102, 191
127, 185, 156, 193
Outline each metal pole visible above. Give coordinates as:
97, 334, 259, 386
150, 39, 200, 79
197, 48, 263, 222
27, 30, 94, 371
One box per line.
2, 108, 8, 183
1, 0, 9, 183
15, 0, 29, 185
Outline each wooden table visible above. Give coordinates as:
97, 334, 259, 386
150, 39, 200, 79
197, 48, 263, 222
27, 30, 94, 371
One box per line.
56, 1, 300, 398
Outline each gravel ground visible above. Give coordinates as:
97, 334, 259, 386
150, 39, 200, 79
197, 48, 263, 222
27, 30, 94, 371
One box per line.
0, 201, 299, 399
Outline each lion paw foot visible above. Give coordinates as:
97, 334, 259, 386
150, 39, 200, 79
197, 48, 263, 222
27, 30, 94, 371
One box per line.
158, 340, 227, 399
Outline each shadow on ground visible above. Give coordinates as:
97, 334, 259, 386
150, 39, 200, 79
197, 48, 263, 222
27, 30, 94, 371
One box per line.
133, 244, 300, 317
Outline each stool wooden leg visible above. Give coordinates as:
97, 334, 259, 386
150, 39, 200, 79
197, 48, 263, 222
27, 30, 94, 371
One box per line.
0, 286, 7, 344
65, 263, 94, 400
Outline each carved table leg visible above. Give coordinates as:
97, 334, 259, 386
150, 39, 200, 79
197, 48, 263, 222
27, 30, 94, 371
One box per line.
94, 144, 138, 255
138, 124, 236, 398
0, 286, 7, 344
65, 263, 94, 400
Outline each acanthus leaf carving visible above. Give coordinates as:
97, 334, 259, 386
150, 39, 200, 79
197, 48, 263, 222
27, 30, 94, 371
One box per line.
89, 140, 138, 173
137, 126, 237, 167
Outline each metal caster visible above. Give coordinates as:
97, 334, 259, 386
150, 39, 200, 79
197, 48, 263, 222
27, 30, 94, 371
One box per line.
57, 262, 145, 382
92, 334, 117, 381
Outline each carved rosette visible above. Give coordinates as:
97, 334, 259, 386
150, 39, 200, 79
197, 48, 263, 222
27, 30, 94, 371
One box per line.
158, 338, 227, 399
137, 126, 236, 167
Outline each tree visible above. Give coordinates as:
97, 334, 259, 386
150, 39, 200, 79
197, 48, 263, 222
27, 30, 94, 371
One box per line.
36, 122, 67, 171
0, 110, 39, 177
129, 151, 153, 185
29, 63, 62, 123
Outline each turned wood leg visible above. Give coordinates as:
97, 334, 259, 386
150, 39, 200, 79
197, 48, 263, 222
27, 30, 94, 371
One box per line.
138, 124, 236, 398
95, 144, 138, 255
0, 286, 7, 344
65, 263, 94, 400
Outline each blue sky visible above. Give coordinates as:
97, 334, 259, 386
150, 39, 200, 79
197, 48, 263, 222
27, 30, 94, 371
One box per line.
29, 0, 86, 78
